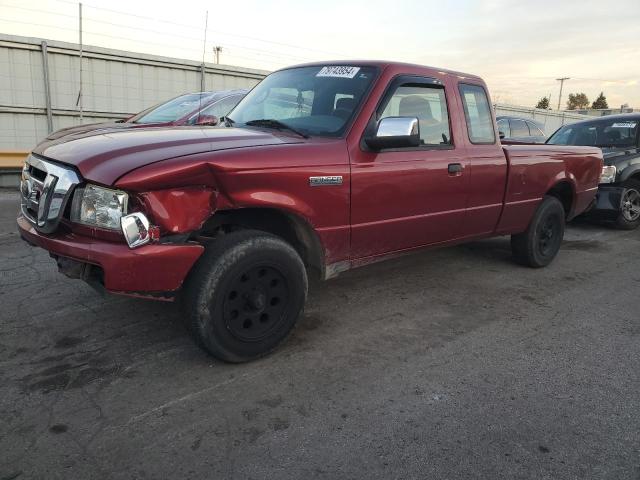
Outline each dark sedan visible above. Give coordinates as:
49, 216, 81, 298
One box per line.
45, 89, 248, 141
547, 113, 640, 229
496, 116, 547, 143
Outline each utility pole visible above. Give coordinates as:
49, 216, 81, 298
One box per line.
556, 77, 570, 111
214, 46, 222, 64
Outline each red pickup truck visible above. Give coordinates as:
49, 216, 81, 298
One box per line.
18, 61, 603, 362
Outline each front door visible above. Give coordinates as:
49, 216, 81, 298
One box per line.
350, 76, 469, 259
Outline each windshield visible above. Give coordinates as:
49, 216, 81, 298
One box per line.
547, 118, 639, 148
228, 65, 378, 137
130, 93, 217, 124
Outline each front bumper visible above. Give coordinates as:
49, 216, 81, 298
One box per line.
588, 184, 624, 218
17, 214, 204, 297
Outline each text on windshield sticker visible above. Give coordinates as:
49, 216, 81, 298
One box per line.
316, 66, 361, 78
611, 122, 637, 128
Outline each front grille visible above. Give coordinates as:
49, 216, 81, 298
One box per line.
20, 155, 81, 234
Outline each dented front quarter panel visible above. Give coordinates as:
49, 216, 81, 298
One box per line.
115, 137, 352, 265
137, 187, 217, 234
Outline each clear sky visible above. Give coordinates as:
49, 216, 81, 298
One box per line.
1, 0, 638, 109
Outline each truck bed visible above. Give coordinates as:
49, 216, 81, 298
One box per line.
497, 144, 603, 234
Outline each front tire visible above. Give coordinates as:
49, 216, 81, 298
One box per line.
511, 195, 565, 268
614, 179, 640, 230
183, 230, 308, 363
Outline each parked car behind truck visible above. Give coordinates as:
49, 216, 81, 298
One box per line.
547, 113, 640, 229
496, 115, 547, 143
45, 89, 248, 140
17, 61, 603, 362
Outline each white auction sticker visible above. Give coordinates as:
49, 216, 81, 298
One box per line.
316, 66, 361, 78
611, 122, 637, 128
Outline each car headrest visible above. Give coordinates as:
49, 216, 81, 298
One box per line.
399, 95, 433, 120
335, 97, 356, 111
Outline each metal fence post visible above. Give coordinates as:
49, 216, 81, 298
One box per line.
40, 41, 53, 134
200, 63, 206, 91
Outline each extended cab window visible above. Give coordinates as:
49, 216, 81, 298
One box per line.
459, 84, 495, 144
379, 84, 451, 146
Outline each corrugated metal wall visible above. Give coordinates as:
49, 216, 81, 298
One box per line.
0, 33, 268, 150
1, 32, 590, 150
493, 104, 587, 136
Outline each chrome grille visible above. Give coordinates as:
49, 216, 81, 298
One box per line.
20, 155, 81, 234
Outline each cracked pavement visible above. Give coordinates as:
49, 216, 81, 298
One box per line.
1, 189, 639, 479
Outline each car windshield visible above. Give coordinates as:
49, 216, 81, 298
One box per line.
227, 65, 378, 137
547, 118, 639, 148
130, 93, 217, 124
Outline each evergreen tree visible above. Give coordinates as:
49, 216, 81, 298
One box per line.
591, 92, 609, 109
535, 97, 550, 109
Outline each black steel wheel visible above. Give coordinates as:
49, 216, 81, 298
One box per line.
615, 179, 640, 230
182, 230, 307, 362
223, 265, 289, 342
537, 214, 562, 258
511, 195, 566, 268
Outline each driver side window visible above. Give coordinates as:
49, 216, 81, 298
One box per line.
379, 84, 451, 146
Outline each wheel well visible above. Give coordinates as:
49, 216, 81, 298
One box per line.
198, 208, 325, 278
546, 181, 574, 218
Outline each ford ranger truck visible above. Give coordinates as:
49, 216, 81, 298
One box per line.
17, 62, 603, 362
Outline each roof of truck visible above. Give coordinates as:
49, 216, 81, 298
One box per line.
279, 60, 483, 82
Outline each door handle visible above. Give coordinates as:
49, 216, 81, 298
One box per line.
448, 163, 463, 175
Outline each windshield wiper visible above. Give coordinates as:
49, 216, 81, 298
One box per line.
244, 119, 309, 138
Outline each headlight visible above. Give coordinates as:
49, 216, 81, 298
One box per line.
600, 165, 617, 184
71, 183, 128, 230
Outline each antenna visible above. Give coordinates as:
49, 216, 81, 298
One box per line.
78, 2, 83, 121
197, 10, 209, 124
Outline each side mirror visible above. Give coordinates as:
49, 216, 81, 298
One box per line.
365, 117, 420, 150
498, 131, 506, 140
195, 114, 219, 126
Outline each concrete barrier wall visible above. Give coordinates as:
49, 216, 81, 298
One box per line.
0, 33, 268, 150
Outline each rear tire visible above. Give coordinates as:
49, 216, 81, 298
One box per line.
614, 179, 640, 230
511, 195, 565, 268
182, 230, 307, 363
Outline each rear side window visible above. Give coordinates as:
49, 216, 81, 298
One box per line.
510, 119, 530, 137
527, 121, 545, 136
459, 84, 495, 144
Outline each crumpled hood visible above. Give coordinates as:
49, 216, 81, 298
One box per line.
34, 126, 303, 185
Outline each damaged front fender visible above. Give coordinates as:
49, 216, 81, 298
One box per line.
137, 187, 217, 234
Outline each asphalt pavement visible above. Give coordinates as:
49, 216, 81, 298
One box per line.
1, 188, 639, 480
